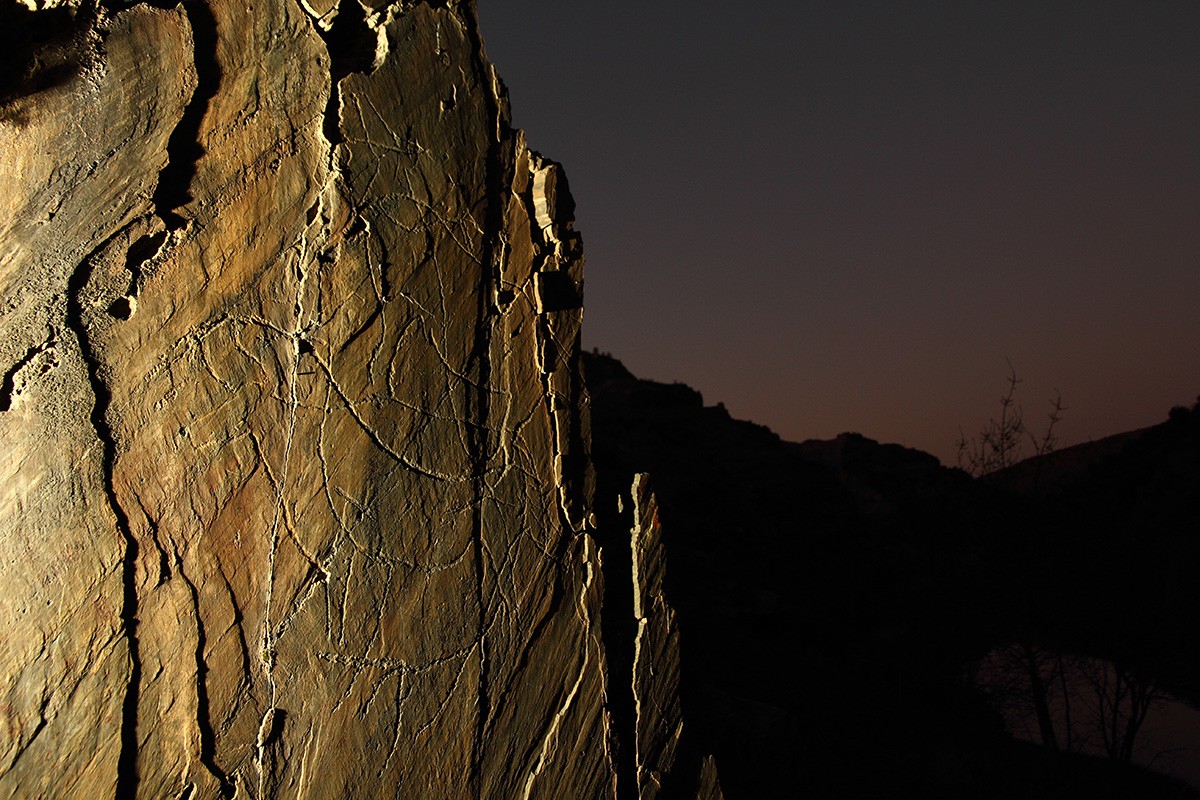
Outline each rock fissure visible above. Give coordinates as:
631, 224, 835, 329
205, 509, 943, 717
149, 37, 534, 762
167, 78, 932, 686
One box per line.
5, 694, 50, 773
109, 229, 170, 320
301, 0, 393, 152
521, 538, 598, 800
598, 483, 640, 800
151, 0, 219, 229
64, 237, 143, 800
459, 6, 510, 791
0, 3, 636, 796
0, 326, 59, 412
131, 494, 171, 586
175, 556, 236, 798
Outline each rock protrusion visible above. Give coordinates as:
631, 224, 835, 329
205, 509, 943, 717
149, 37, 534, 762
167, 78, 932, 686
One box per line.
629, 474, 685, 799
0, 2, 615, 797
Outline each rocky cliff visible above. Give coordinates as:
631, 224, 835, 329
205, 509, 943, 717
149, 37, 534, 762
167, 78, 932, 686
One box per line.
0, 2, 620, 797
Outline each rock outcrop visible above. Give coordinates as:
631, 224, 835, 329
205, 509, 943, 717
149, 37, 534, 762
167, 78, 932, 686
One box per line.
6, 2, 1197, 792
0, 2, 614, 797
626, 474, 685, 800
584, 351, 1200, 799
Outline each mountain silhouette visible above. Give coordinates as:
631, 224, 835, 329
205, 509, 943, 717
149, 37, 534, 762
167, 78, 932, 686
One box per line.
585, 351, 1200, 799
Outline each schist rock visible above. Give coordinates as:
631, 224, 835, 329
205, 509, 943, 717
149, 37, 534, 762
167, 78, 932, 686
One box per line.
627, 474, 685, 800
0, 1, 640, 797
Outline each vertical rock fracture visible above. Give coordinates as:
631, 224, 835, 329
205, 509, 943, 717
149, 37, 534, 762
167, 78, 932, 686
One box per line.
0, 1, 621, 797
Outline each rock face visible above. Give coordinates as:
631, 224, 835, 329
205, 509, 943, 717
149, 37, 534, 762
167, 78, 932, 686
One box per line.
0, 1, 612, 797
626, 475, 685, 800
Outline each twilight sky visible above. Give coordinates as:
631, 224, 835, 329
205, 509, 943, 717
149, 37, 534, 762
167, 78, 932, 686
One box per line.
477, 1, 1200, 465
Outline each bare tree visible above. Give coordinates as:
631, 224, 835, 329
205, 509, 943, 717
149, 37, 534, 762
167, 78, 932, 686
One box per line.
957, 360, 1066, 476
980, 643, 1070, 751
1079, 660, 1161, 762
978, 647, 1166, 763
963, 366, 1172, 764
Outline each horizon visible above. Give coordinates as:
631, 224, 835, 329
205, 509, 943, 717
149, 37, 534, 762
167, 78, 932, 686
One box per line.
478, 1, 1200, 466
584, 347, 1181, 466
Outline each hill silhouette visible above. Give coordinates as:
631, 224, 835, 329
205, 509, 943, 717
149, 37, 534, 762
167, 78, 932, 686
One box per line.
585, 351, 1200, 799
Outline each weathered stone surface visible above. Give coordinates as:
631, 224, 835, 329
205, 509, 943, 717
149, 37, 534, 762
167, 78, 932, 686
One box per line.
586, 355, 722, 799
694, 755, 724, 800
628, 474, 683, 800
625, 471, 723, 800
0, 1, 611, 797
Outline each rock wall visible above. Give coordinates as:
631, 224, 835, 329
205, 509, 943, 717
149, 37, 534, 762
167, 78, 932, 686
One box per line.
0, 1, 611, 797
627, 474, 685, 800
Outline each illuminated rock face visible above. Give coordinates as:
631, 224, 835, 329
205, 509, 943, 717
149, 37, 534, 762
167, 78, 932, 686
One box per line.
628, 474, 685, 800
0, 1, 612, 797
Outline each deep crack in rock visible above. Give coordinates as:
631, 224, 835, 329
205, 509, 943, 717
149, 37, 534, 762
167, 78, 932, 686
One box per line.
152, 0, 220, 229
0, 2, 636, 796
64, 237, 143, 800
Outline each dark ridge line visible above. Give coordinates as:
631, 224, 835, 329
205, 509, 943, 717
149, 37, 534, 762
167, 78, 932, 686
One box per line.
7, 694, 50, 770
65, 238, 143, 800
378, 226, 402, 303
594, 477, 640, 800
481, 565, 568, 745
461, 4, 510, 794
152, 0, 221, 229
216, 570, 253, 706
131, 494, 171, 585
337, 304, 381, 354
561, 306, 588, 526
122, 230, 168, 294
175, 558, 236, 798
312, 0, 378, 147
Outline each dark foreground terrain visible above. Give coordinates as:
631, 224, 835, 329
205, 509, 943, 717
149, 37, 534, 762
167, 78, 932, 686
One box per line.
585, 352, 1200, 799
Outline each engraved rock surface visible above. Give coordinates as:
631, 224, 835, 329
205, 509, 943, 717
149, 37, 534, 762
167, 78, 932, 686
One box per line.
0, 1, 611, 797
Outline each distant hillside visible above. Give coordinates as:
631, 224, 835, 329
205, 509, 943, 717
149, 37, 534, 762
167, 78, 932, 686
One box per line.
989, 426, 1153, 493
585, 351, 1200, 799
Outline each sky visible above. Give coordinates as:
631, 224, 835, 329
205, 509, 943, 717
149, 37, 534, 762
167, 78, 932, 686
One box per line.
477, 1, 1200, 465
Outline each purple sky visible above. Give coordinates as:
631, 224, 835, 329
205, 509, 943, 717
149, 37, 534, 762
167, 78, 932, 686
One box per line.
477, 1, 1200, 465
